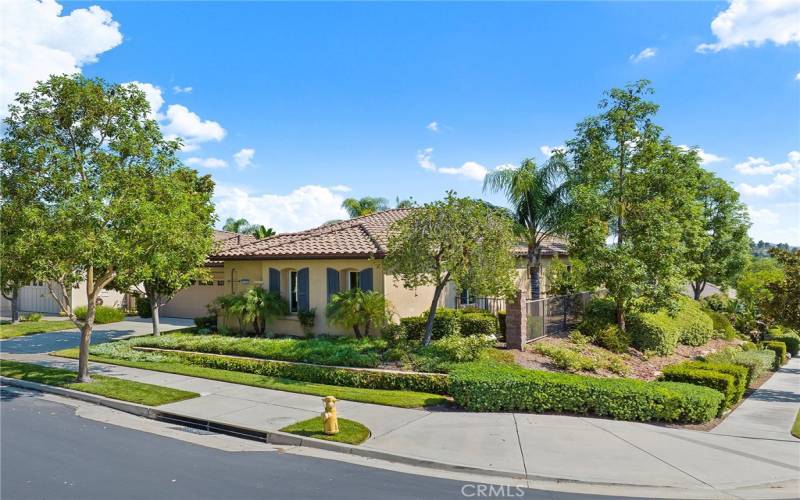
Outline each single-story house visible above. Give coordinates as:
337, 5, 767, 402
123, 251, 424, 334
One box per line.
211, 209, 569, 337
0, 280, 128, 316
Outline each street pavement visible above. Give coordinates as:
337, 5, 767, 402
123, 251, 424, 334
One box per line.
0, 316, 193, 354
7, 353, 799, 498
0, 386, 628, 500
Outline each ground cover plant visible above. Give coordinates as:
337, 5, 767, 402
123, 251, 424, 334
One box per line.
0, 360, 198, 406
74, 306, 125, 324
0, 320, 75, 339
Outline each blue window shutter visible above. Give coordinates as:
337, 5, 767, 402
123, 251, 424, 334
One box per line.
269, 268, 280, 294
359, 268, 373, 292
326, 268, 340, 302
298, 268, 310, 311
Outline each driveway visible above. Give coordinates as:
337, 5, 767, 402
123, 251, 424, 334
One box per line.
0, 317, 193, 354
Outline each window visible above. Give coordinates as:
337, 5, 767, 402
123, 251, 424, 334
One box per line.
289, 271, 299, 313
460, 289, 476, 306
348, 271, 360, 291
217, 280, 225, 286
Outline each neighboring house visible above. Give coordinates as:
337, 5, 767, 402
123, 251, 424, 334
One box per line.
0, 280, 128, 316
211, 209, 569, 337
160, 230, 257, 319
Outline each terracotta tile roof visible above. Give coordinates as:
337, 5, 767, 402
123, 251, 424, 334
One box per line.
511, 235, 569, 257
213, 209, 415, 260
207, 230, 258, 265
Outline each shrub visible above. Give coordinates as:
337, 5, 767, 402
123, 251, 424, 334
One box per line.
594, 325, 631, 354
578, 297, 616, 336
449, 361, 722, 423
533, 343, 598, 372
768, 329, 799, 357
459, 312, 499, 337
298, 308, 316, 338
497, 310, 507, 340
174, 351, 450, 395
700, 293, 732, 313
380, 323, 406, 345
401, 309, 461, 341
760, 341, 787, 369
22, 313, 43, 322
740, 341, 757, 351
74, 305, 125, 324
628, 298, 713, 355
680, 361, 748, 404
425, 335, 495, 364
193, 315, 216, 330
706, 347, 774, 385
135, 296, 152, 318
568, 330, 591, 349
706, 311, 737, 340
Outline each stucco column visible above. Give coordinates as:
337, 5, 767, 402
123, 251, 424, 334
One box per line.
506, 290, 527, 351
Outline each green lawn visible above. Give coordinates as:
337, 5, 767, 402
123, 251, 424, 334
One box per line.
792, 409, 800, 440
0, 360, 199, 406
53, 348, 448, 409
281, 417, 371, 445
0, 320, 75, 340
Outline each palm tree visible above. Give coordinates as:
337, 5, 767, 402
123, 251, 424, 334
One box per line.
341, 197, 389, 218
395, 196, 416, 209
483, 157, 570, 299
223, 217, 251, 233
222, 218, 275, 239
250, 225, 276, 239
326, 289, 387, 338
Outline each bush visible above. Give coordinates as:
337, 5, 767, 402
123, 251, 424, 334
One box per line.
401, 309, 461, 341
74, 305, 124, 324
380, 323, 406, 345
135, 296, 152, 318
768, 329, 800, 357
760, 341, 787, 369
175, 351, 450, 395
707, 311, 737, 340
424, 335, 495, 364
740, 341, 757, 351
460, 312, 499, 337
661, 363, 742, 413
628, 298, 713, 355
193, 315, 216, 329
449, 361, 723, 423
705, 347, 774, 385
578, 297, 617, 337
21, 313, 43, 322
497, 310, 507, 340
532, 343, 598, 372
594, 325, 631, 354
680, 361, 748, 404
700, 293, 731, 313
297, 308, 316, 338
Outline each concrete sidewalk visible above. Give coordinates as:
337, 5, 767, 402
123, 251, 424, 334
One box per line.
4, 352, 799, 498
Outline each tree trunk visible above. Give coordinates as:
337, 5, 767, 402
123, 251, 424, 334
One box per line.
150, 295, 161, 336
615, 297, 626, 333
352, 324, 362, 339
364, 319, 371, 337
423, 284, 446, 346
10, 288, 19, 324
530, 248, 542, 300
692, 280, 706, 301
77, 300, 95, 383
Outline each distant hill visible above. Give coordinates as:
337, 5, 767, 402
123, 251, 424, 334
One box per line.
751, 240, 798, 258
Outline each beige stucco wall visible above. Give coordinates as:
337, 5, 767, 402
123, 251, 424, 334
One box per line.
161, 268, 226, 319
383, 274, 446, 320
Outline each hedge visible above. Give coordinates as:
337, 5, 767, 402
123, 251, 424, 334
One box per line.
680, 361, 748, 404
401, 308, 499, 341
768, 330, 799, 357
760, 341, 787, 369
661, 365, 736, 413
167, 351, 450, 395
449, 361, 723, 423
628, 298, 713, 355
460, 313, 499, 337
706, 348, 775, 385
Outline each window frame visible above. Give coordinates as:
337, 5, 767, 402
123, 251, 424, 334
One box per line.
347, 271, 360, 291
289, 270, 299, 313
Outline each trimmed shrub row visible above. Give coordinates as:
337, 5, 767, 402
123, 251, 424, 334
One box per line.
768, 329, 799, 357
760, 341, 787, 369
400, 308, 499, 341
168, 351, 451, 395
661, 361, 748, 413
449, 361, 723, 423
705, 347, 775, 385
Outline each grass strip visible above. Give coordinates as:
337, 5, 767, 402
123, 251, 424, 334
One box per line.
0, 320, 76, 340
53, 348, 449, 409
280, 417, 371, 445
792, 409, 800, 440
0, 359, 198, 406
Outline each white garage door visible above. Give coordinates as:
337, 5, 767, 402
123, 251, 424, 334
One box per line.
19, 281, 61, 314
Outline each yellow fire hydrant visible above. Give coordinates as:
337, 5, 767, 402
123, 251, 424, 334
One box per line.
322, 396, 339, 435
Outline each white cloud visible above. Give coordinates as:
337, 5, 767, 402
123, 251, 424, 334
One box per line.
162, 104, 226, 150
329, 185, 351, 192
539, 145, 565, 158
0, 0, 123, 115
678, 145, 725, 165
426, 121, 439, 132
747, 206, 780, 225
630, 47, 657, 63
796, 72, 800, 80
697, 0, 800, 53
126, 81, 164, 120
438, 162, 489, 181
416, 147, 437, 171
185, 157, 228, 169
173, 85, 192, 94
214, 184, 350, 233
737, 173, 796, 197
734, 150, 799, 175
233, 148, 255, 169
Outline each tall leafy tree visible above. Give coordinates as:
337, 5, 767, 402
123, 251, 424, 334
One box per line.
113, 169, 216, 336
687, 171, 751, 299
0, 201, 37, 323
762, 248, 800, 330
385, 193, 517, 345
1, 74, 188, 381
341, 196, 389, 218
564, 80, 706, 331
483, 157, 571, 299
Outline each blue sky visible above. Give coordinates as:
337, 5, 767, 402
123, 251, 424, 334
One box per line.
4, 1, 800, 243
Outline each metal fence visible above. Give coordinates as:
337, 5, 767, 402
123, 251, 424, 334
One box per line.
454, 296, 507, 315
525, 291, 594, 342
